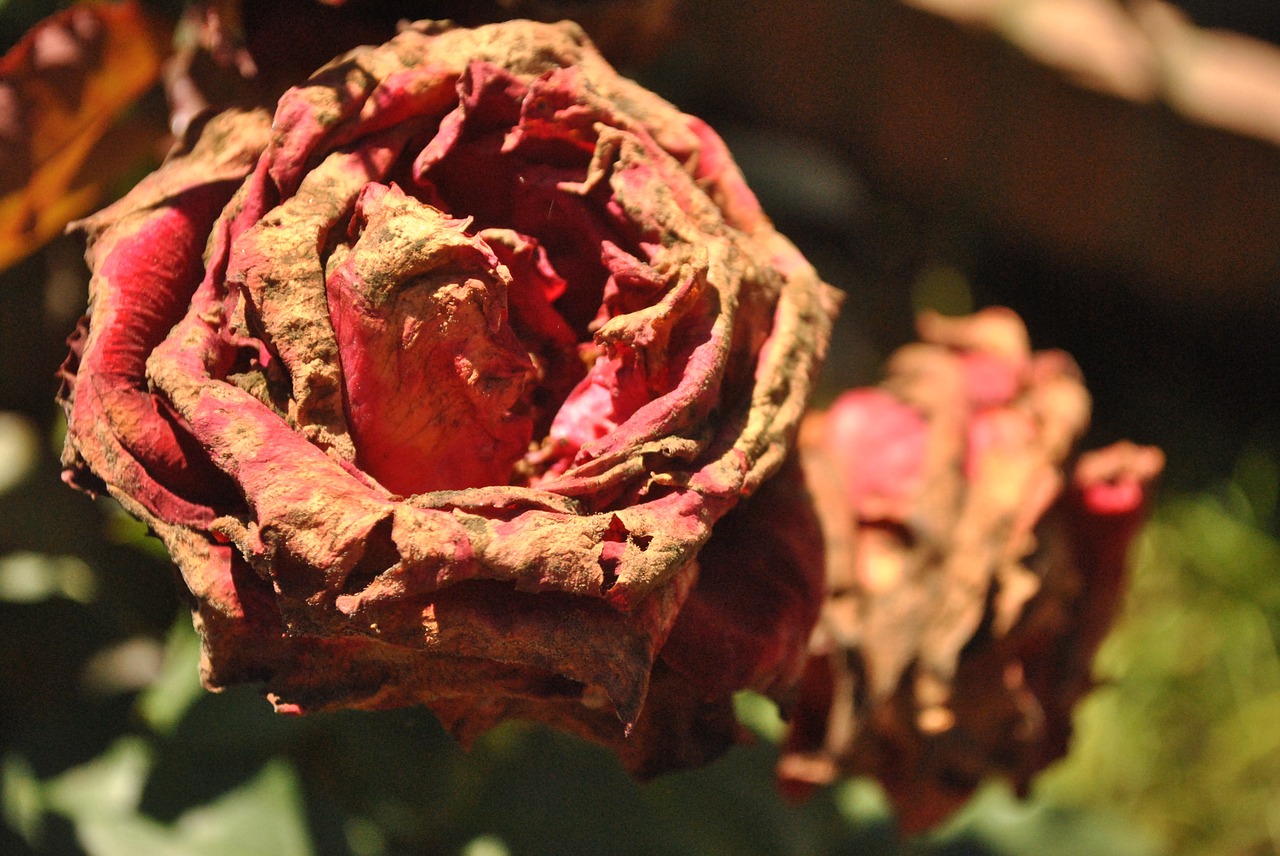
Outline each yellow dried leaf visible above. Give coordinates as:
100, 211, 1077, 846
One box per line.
0, 1, 168, 270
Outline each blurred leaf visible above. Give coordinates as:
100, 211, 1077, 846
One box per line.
81, 636, 165, 696
460, 834, 511, 856
0, 550, 96, 603
1038, 488, 1280, 856
1171, 499, 1280, 611
2, 753, 42, 845
1229, 437, 1279, 531
832, 778, 893, 828
926, 781, 1163, 856
342, 815, 387, 856
733, 691, 786, 743
102, 499, 171, 560
44, 736, 152, 821
135, 615, 204, 734
69, 813, 178, 856
41, 736, 313, 856
0, 0, 169, 271
48, 408, 67, 457
151, 760, 313, 856
0, 411, 39, 494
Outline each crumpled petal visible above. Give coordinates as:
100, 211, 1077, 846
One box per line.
59, 19, 840, 774
777, 308, 1162, 830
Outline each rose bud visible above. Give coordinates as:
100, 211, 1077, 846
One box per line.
56, 19, 841, 776
776, 308, 1162, 829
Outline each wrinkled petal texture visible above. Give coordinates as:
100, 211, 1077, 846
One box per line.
777, 308, 1162, 831
58, 20, 840, 774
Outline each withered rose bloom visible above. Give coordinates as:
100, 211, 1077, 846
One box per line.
778, 309, 1163, 829
57, 20, 839, 774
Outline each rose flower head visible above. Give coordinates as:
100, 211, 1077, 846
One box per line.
57, 19, 840, 775
778, 308, 1163, 829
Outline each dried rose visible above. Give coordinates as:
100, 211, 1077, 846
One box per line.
776, 308, 1162, 829
57, 19, 839, 775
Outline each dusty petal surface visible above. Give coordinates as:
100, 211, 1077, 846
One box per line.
777, 308, 1162, 829
58, 19, 839, 774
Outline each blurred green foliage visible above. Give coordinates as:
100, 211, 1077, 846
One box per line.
1040, 474, 1280, 856
7, 736, 312, 855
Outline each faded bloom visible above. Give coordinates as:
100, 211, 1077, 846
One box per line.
778, 308, 1162, 829
58, 20, 838, 774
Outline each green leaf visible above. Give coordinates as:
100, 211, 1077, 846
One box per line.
2, 753, 43, 845
733, 691, 786, 743
928, 781, 1163, 856
832, 778, 893, 827
74, 814, 182, 856
158, 760, 314, 856
43, 737, 152, 821
43, 740, 313, 856
135, 615, 205, 734
101, 501, 171, 561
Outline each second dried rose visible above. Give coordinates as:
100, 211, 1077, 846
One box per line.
779, 309, 1163, 828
